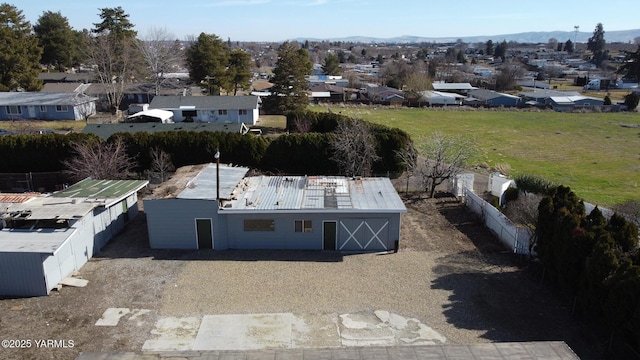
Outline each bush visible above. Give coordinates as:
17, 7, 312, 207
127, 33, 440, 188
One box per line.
624, 92, 640, 111
514, 174, 557, 195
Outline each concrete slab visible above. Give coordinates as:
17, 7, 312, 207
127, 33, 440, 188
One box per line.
142, 317, 201, 352
95, 308, 131, 326
140, 311, 446, 352
193, 313, 294, 351
291, 313, 341, 348
95, 308, 151, 327
60, 277, 89, 287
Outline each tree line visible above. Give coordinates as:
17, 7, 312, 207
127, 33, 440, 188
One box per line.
532, 185, 640, 353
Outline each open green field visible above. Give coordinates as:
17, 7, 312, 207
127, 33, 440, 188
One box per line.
311, 105, 640, 207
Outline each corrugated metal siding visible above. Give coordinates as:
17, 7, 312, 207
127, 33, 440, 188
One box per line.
145, 199, 218, 249
55, 240, 75, 280
0, 253, 47, 297
42, 253, 62, 294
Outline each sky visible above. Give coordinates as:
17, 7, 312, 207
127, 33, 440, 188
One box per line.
17, 0, 640, 42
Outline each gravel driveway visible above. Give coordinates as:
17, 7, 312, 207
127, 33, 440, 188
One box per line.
0, 195, 602, 360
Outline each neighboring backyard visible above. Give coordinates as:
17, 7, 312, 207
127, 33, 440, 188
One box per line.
311, 105, 640, 207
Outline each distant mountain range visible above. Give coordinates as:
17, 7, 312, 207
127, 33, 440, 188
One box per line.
295, 29, 640, 44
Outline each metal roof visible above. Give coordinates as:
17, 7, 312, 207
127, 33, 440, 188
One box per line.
0, 227, 76, 254
0, 92, 97, 106
52, 179, 148, 206
83, 123, 248, 140
149, 95, 260, 110
177, 164, 250, 201
225, 176, 406, 213
432, 82, 477, 91
2, 197, 96, 221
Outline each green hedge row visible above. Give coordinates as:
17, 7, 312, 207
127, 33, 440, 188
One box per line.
0, 112, 410, 176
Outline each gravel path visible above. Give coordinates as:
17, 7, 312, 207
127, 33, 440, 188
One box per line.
0, 195, 603, 360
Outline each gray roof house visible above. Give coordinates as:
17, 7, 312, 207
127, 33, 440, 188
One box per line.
0, 92, 97, 121
465, 89, 521, 107
0, 179, 148, 297
547, 95, 605, 112
144, 164, 407, 252
149, 95, 261, 125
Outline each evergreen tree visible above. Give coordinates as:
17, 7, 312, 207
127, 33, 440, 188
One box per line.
0, 3, 43, 91
322, 53, 341, 75
85, 6, 139, 112
618, 45, 640, 82
588, 23, 607, 67
485, 40, 494, 56
564, 39, 574, 53
34, 11, 76, 70
185, 33, 230, 95
494, 40, 508, 62
92, 6, 136, 38
267, 41, 313, 113
226, 49, 252, 95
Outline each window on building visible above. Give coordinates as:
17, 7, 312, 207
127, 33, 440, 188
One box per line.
56, 105, 68, 112
6, 106, 21, 115
182, 110, 197, 117
244, 219, 275, 231
239, 109, 248, 115
294, 220, 312, 233
218, 109, 227, 115
39, 105, 47, 112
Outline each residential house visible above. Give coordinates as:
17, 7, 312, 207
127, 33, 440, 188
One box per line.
0, 179, 148, 297
418, 91, 464, 106
85, 82, 191, 112
149, 95, 260, 125
144, 163, 406, 252
310, 84, 355, 103
432, 82, 477, 95
0, 92, 97, 121
519, 90, 581, 107
547, 95, 605, 112
465, 89, 521, 107
364, 85, 405, 106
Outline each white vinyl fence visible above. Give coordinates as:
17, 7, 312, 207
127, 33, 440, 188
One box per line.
463, 187, 534, 255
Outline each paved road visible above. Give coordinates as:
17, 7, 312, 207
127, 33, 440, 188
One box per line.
77, 342, 579, 359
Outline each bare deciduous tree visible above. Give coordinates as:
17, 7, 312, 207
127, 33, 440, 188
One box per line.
136, 27, 183, 96
613, 199, 640, 230
330, 119, 380, 177
504, 193, 544, 255
394, 141, 418, 193
148, 147, 174, 183
83, 30, 139, 115
419, 133, 475, 198
494, 63, 524, 91
63, 138, 136, 182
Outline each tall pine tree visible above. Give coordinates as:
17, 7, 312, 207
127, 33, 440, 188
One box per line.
267, 42, 313, 113
0, 3, 43, 91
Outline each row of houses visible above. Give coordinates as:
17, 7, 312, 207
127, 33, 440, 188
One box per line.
0, 93, 262, 124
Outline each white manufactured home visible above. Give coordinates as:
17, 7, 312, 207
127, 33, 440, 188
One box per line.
144, 164, 406, 251
0, 179, 148, 297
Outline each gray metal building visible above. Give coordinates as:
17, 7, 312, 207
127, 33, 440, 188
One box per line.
0, 179, 148, 297
145, 164, 406, 251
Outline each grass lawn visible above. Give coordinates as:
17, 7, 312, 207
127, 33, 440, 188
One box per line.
0, 119, 86, 133
311, 105, 640, 207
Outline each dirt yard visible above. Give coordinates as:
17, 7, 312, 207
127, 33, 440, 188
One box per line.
0, 193, 604, 360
